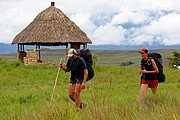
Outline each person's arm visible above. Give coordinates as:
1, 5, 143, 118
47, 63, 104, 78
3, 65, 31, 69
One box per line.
58, 62, 70, 72
83, 69, 88, 83
79, 57, 88, 89
81, 68, 88, 89
148, 59, 159, 74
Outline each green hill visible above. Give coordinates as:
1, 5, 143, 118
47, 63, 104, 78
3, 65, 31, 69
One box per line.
0, 49, 176, 68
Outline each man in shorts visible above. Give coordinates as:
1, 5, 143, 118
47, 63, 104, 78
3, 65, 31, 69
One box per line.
139, 48, 159, 101
59, 48, 88, 109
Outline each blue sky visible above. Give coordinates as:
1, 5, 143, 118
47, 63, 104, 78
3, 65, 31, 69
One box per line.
0, 0, 180, 46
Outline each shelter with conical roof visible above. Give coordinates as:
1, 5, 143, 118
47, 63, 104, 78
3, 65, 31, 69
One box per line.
12, 2, 92, 63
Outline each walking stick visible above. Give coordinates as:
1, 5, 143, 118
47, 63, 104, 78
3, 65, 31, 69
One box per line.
49, 58, 62, 108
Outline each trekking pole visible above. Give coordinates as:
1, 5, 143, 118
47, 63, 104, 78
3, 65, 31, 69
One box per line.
49, 58, 62, 108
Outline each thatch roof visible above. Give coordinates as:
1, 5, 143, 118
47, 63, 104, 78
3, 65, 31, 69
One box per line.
12, 2, 92, 46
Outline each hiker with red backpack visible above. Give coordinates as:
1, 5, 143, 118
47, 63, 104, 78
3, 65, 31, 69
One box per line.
139, 48, 159, 101
59, 48, 94, 109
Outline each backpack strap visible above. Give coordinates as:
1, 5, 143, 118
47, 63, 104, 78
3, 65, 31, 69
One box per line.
140, 58, 152, 69
76, 56, 80, 66
76, 56, 84, 70
147, 58, 152, 65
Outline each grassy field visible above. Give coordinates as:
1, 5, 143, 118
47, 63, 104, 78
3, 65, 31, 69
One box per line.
0, 58, 179, 120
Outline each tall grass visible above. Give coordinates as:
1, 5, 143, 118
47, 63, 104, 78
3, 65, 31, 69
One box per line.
0, 60, 179, 120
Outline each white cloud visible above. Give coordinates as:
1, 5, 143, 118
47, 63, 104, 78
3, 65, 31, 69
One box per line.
70, 13, 97, 35
0, 0, 180, 46
142, 13, 180, 45
130, 34, 155, 45
111, 11, 150, 25
147, 13, 180, 34
92, 24, 125, 45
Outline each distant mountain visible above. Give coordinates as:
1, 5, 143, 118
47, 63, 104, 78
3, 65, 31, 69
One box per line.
0, 43, 65, 54
0, 43, 179, 54
0, 43, 17, 54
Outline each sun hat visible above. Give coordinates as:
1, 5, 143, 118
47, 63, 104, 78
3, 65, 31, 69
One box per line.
67, 48, 77, 57
138, 48, 148, 53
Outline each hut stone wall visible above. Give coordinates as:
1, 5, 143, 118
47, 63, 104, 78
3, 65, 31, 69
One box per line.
23, 50, 38, 65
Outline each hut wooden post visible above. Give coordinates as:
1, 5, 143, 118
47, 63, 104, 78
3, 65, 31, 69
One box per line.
36, 44, 41, 61
38, 45, 40, 61
83, 43, 87, 49
20, 44, 22, 51
18, 44, 19, 51
17, 44, 26, 63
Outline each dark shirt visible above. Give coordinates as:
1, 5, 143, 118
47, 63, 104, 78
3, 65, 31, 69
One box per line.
140, 59, 157, 81
67, 57, 87, 81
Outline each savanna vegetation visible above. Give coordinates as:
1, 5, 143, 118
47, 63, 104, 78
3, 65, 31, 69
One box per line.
0, 49, 179, 120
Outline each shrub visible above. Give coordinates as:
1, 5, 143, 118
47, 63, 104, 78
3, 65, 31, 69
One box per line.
11, 61, 21, 67
120, 61, 134, 66
167, 50, 180, 68
92, 54, 98, 68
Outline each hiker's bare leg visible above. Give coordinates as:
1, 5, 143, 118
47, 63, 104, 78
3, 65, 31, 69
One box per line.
151, 87, 157, 94
140, 84, 148, 100
68, 84, 76, 102
151, 80, 158, 94
74, 84, 82, 107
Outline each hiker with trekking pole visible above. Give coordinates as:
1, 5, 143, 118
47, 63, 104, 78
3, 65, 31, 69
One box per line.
58, 48, 89, 109
138, 48, 159, 101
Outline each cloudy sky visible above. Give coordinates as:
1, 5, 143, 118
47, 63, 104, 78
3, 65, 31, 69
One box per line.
0, 0, 180, 46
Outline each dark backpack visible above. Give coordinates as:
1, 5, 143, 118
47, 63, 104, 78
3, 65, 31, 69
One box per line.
77, 49, 94, 81
148, 52, 166, 83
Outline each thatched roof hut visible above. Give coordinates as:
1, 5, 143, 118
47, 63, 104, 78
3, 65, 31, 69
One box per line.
12, 2, 92, 46
12, 2, 92, 62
